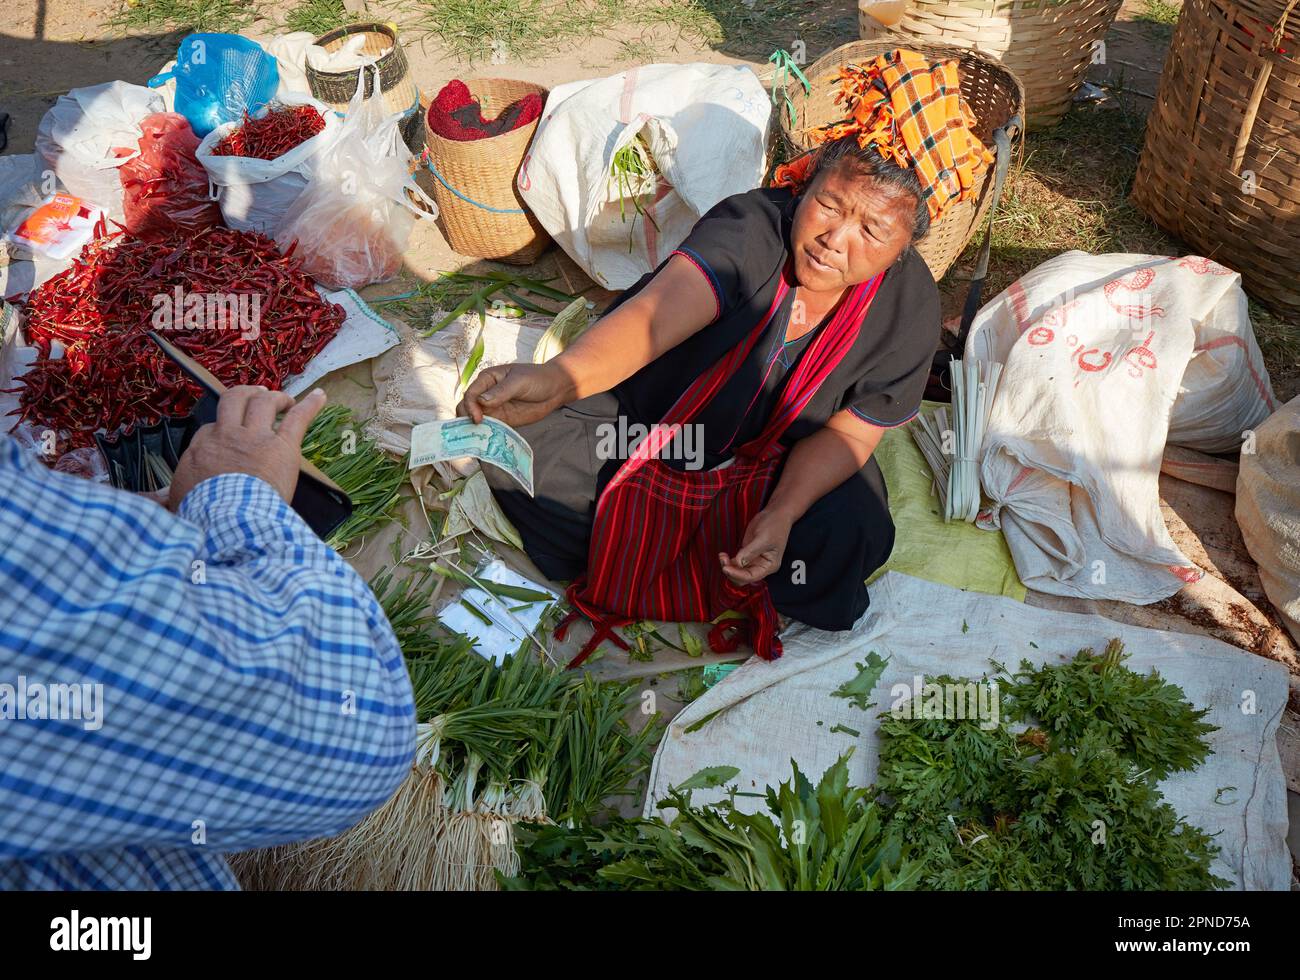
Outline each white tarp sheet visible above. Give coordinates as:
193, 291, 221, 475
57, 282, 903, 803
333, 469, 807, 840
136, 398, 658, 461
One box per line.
645, 572, 1291, 890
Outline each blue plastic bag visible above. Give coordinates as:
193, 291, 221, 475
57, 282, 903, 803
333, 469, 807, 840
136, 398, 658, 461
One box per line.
149, 33, 279, 138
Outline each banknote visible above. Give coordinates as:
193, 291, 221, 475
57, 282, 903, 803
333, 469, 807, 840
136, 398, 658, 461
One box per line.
409, 416, 535, 497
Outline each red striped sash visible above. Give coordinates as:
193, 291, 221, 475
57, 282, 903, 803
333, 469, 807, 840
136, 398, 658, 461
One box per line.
557, 262, 884, 667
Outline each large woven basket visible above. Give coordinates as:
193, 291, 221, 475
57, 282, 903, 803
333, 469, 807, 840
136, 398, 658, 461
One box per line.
860, 0, 1124, 128
778, 40, 1024, 282
423, 78, 551, 265
1131, 0, 1300, 316
306, 22, 422, 152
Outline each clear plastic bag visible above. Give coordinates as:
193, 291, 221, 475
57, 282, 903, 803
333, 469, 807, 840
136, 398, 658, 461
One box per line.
274, 68, 435, 289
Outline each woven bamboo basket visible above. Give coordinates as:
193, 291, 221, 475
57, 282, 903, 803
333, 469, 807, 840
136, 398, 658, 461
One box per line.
860, 0, 1124, 128
306, 22, 423, 152
1131, 0, 1300, 316
778, 40, 1024, 282
423, 78, 551, 265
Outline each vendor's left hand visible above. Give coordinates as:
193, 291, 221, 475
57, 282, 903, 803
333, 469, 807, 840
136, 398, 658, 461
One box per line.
719, 509, 792, 586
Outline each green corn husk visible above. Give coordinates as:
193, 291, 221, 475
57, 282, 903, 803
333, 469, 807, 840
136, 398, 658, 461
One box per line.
532, 297, 591, 364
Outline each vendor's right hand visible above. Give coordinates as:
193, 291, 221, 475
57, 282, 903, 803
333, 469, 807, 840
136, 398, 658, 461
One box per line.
167, 385, 327, 510
457, 362, 571, 428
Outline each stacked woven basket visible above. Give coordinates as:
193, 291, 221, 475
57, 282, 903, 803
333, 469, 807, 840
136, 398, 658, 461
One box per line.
1131, 0, 1300, 316
861, 0, 1124, 128
306, 23, 423, 152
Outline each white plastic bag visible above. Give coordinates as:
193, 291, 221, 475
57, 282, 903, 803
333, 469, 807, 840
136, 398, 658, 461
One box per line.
964, 251, 1273, 603
275, 69, 434, 288
196, 92, 341, 235
518, 63, 770, 289
34, 81, 164, 220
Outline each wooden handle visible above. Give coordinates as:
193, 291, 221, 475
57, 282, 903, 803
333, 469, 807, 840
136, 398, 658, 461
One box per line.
146, 332, 346, 495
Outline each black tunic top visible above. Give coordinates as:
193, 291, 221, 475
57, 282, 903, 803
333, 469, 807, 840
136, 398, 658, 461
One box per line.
609, 186, 941, 470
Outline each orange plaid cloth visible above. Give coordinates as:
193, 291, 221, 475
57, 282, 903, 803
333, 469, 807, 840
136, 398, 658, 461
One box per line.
773, 49, 993, 222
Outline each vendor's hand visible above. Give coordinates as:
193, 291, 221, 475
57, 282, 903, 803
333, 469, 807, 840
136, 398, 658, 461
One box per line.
719, 509, 792, 587
167, 386, 327, 510
457, 362, 570, 428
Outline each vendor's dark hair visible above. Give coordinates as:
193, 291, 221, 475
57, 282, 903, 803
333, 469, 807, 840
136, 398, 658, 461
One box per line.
811, 136, 931, 244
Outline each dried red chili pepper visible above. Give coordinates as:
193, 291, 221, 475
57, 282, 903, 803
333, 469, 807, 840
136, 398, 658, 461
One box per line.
4, 225, 346, 451
211, 104, 327, 161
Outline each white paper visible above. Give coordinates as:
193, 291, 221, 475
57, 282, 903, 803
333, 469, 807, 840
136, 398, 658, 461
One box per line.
436, 559, 558, 665
282, 287, 400, 396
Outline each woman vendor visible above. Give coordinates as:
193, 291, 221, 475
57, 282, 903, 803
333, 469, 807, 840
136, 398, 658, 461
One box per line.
458, 53, 991, 664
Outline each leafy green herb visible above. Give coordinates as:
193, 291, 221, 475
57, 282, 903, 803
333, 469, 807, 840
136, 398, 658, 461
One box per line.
831, 652, 889, 712
674, 766, 741, 791
829, 723, 861, 738
877, 645, 1228, 891
1001, 638, 1216, 780
678, 624, 705, 658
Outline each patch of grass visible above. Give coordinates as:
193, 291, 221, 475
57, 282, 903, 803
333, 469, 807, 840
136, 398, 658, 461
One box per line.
616, 34, 666, 63
1136, 0, 1181, 27
412, 0, 812, 62
107, 0, 259, 33
284, 0, 352, 35
942, 101, 1169, 307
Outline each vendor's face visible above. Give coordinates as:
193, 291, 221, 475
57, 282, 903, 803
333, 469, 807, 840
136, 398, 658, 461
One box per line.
791, 164, 916, 293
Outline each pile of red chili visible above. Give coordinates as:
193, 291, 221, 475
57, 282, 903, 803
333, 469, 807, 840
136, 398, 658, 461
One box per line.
8, 224, 345, 449
211, 104, 326, 160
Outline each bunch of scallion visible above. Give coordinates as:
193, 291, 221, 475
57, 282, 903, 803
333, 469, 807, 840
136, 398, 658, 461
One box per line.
299, 404, 408, 549
274, 568, 663, 890
607, 135, 661, 252
373, 270, 583, 337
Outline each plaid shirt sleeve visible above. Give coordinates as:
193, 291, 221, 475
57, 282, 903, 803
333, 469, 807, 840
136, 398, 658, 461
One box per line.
0, 438, 415, 890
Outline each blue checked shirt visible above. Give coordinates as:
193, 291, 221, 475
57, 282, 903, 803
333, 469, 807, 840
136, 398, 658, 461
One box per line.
0, 437, 416, 890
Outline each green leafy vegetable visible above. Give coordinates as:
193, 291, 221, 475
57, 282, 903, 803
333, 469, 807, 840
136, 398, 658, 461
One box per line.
503, 753, 923, 891
876, 643, 1228, 891
831, 651, 889, 712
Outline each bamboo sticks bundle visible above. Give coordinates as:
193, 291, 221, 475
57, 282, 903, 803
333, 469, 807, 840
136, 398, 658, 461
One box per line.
911, 359, 1003, 523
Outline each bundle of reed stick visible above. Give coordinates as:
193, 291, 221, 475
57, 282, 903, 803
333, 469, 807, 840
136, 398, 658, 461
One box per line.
911, 359, 1003, 523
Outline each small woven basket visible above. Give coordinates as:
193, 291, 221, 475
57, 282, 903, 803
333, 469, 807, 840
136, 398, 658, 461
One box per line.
860, 0, 1122, 129
778, 40, 1024, 282
306, 22, 422, 152
1131, 0, 1300, 316
423, 78, 551, 265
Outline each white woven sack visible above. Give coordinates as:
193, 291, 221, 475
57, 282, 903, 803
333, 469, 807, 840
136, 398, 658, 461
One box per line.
518, 63, 770, 289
